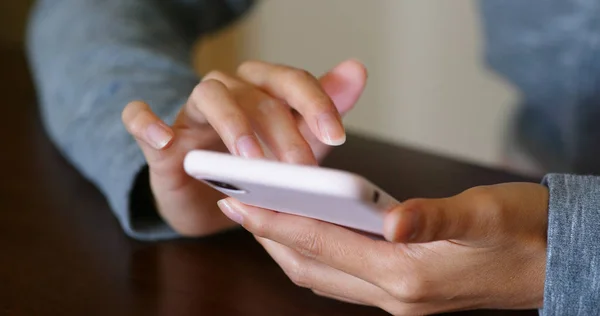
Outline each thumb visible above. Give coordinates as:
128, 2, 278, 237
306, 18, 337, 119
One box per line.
320, 58, 368, 115
299, 59, 368, 160
122, 100, 175, 165
383, 194, 485, 244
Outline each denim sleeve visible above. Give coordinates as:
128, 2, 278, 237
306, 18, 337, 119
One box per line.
26, 0, 252, 240
480, 0, 600, 174
540, 174, 600, 315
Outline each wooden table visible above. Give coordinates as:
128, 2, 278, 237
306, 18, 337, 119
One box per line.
1, 47, 537, 315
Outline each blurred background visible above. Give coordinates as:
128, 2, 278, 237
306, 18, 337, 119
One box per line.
2, 0, 519, 168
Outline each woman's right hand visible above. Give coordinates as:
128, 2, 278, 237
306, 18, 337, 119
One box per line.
121, 59, 368, 236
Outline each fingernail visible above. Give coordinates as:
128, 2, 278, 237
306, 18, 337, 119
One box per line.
236, 135, 263, 158
317, 112, 346, 146
384, 209, 419, 243
383, 211, 399, 242
146, 123, 173, 150
217, 199, 244, 225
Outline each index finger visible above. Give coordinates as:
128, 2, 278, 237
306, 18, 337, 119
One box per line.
237, 61, 346, 146
217, 198, 398, 287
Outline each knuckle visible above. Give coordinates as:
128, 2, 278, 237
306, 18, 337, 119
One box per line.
191, 80, 219, 101
221, 113, 249, 134
256, 97, 284, 114
464, 186, 504, 229
203, 70, 228, 82
385, 275, 430, 304
237, 60, 261, 75
280, 142, 314, 164
479, 191, 502, 215
305, 94, 334, 112
291, 230, 323, 259
189, 80, 233, 113
284, 68, 315, 84
282, 258, 310, 288
464, 186, 497, 207
230, 113, 249, 126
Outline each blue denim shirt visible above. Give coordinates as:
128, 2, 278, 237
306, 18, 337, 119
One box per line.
26, 0, 600, 314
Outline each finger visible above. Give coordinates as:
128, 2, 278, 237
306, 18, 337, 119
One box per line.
298, 60, 368, 160
122, 100, 175, 163
384, 197, 471, 244
218, 199, 396, 287
254, 236, 390, 307
185, 78, 264, 159
383, 187, 499, 244
203, 71, 317, 165
237, 61, 345, 146
245, 97, 317, 165
257, 226, 473, 316
386, 183, 550, 244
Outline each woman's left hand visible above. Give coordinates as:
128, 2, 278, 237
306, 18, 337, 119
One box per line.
217, 183, 549, 315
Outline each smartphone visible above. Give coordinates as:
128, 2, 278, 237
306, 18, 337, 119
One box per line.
183, 150, 400, 235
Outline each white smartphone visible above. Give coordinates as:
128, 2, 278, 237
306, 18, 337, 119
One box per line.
183, 150, 400, 235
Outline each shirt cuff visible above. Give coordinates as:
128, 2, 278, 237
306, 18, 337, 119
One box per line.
539, 174, 600, 315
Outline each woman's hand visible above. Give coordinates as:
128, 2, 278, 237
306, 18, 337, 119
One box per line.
217, 183, 549, 315
121, 60, 367, 236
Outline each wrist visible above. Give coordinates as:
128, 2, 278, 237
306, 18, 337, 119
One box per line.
151, 173, 239, 237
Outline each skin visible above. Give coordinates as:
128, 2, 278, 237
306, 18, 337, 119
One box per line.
121, 59, 368, 236
123, 59, 550, 314
217, 183, 549, 315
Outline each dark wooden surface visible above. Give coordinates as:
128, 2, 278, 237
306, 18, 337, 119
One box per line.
1, 47, 538, 316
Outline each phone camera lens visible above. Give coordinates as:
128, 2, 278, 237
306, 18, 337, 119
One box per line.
204, 180, 245, 193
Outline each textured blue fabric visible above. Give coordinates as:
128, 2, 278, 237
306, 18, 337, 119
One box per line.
542, 174, 600, 315
481, 0, 600, 175
26, 0, 253, 240
26, 0, 600, 313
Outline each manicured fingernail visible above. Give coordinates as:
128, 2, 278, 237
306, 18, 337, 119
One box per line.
236, 135, 263, 158
217, 199, 244, 225
146, 123, 173, 150
384, 209, 418, 242
317, 113, 346, 146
